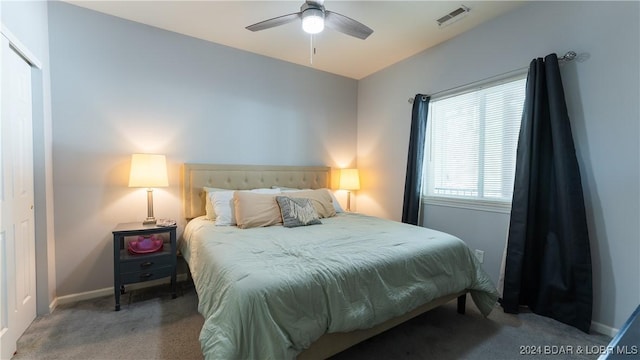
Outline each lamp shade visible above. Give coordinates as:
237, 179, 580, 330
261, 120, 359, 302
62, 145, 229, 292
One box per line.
128, 154, 169, 188
302, 8, 324, 34
339, 168, 360, 191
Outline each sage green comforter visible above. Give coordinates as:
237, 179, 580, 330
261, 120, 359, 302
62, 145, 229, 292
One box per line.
181, 213, 499, 360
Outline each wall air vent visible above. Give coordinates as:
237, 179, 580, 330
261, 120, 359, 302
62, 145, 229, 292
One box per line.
436, 5, 471, 28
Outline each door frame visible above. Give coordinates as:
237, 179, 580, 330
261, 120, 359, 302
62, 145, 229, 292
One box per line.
1, 21, 52, 358
1, 23, 56, 318
0, 25, 42, 70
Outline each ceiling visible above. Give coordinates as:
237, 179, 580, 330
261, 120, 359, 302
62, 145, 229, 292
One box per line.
65, 1, 527, 80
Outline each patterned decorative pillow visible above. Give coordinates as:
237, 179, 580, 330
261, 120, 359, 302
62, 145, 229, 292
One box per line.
275, 196, 322, 228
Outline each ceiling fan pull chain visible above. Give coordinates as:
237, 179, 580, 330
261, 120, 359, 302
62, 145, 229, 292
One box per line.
310, 34, 312, 64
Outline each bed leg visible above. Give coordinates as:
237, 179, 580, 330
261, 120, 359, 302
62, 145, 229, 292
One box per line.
457, 294, 466, 314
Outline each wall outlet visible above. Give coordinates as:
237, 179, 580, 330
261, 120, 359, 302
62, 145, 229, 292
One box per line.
474, 249, 484, 263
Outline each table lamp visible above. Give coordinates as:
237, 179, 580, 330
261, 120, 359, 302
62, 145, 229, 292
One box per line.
128, 153, 168, 225
339, 168, 360, 212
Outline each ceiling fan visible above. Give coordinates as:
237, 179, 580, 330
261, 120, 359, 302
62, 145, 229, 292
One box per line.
245, 0, 373, 40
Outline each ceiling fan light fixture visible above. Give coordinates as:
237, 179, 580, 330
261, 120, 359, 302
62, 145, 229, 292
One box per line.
302, 8, 324, 34
245, 0, 372, 40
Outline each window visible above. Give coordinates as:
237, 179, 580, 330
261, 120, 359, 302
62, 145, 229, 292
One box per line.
423, 75, 526, 209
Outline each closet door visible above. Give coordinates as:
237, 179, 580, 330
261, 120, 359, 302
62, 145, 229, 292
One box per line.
0, 34, 36, 360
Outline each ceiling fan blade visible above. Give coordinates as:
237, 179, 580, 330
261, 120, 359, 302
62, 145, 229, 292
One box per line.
246, 12, 301, 32
324, 11, 373, 40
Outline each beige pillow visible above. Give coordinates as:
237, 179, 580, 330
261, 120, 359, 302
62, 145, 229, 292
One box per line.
233, 191, 282, 229
286, 189, 336, 218
204, 187, 281, 222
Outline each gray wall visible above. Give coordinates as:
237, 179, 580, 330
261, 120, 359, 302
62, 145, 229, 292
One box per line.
357, 1, 639, 331
1, 0, 56, 315
48, 2, 358, 297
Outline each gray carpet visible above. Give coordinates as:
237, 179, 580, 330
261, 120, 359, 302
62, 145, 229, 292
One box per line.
14, 283, 204, 360
14, 283, 610, 360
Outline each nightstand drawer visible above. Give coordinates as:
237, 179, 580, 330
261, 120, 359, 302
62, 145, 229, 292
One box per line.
119, 255, 173, 274
120, 265, 174, 285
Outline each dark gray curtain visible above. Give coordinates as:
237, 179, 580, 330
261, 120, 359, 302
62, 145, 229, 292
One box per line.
402, 94, 430, 225
502, 54, 593, 333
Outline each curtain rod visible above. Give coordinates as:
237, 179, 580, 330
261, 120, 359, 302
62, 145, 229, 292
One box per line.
408, 51, 577, 104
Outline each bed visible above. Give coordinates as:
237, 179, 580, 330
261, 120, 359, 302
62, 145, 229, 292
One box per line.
180, 164, 499, 359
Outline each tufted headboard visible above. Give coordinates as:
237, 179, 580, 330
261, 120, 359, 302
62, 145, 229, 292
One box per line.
181, 164, 331, 219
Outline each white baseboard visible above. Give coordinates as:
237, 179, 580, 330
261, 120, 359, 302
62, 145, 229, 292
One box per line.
48, 297, 58, 313
591, 321, 618, 338
52, 274, 189, 310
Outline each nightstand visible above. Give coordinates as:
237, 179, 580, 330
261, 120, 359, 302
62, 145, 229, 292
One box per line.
112, 222, 177, 311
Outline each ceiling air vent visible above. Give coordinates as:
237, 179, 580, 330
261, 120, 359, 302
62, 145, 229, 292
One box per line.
437, 5, 470, 28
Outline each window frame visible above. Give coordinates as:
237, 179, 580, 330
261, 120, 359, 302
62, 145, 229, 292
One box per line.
421, 71, 528, 213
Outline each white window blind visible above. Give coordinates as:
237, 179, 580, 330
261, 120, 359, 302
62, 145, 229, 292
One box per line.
424, 76, 526, 204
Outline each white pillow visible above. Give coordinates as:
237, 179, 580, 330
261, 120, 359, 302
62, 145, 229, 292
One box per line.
251, 188, 282, 194
329, 191, 344, 213
203, 187, 227, 220
271, 186, 308, 192
211, 190, 236, 225
210, 188, 281, 226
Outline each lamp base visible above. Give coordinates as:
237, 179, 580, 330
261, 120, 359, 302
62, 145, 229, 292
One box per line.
144, 189, 157, 225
